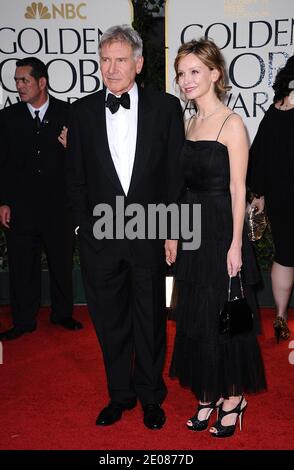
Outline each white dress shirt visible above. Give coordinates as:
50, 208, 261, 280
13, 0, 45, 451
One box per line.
27, 97, 49, 121
105, 83, 138, 195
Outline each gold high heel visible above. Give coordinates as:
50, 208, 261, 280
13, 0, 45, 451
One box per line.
273, 316, 290, 343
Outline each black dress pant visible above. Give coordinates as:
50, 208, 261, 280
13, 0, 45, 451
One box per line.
6, 220, 74, 329
80, 234, 167, 406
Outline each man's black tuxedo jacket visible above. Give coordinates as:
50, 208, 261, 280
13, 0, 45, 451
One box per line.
0, 95, 70, 229
67, 87, 185, 267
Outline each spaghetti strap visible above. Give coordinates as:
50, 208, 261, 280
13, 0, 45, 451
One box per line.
185, 115, 195, 136
216, 113, 236, 142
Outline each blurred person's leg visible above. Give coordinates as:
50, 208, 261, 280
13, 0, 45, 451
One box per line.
0, 230, 40, 340
42, 223, 82, 330
42, 224, 74, 321
271, 261, 294, 341
271, 262, 294, 318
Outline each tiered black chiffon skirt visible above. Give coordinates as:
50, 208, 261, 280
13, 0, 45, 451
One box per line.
169, 189, 267, 402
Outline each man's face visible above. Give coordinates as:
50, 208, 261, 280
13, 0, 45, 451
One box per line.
14, 65, 46, 106
100, 40, 143, 95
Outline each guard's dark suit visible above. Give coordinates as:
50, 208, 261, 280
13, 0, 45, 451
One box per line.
0, 95, 74, 329
67, 87, 185, 405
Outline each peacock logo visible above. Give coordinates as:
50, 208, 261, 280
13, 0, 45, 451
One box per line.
24, 2, 87, 19
25, 2, 51, 19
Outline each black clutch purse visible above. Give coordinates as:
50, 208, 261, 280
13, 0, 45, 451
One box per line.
219, 273, 253, 336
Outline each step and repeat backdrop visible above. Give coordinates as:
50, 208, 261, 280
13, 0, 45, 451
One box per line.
166, 0, 293, 141
0, 0, 133, 108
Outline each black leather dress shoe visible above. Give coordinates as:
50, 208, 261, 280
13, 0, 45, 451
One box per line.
96, 400, 137, 426
0, 325, 36, 341
50, 317, 83, 330
143, 404, 166, 430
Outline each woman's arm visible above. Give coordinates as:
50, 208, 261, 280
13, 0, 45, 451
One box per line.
224, 114, 248, 277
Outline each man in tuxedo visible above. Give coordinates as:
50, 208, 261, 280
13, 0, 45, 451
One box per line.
0, 57, 82, 341
67, 25, 184, 429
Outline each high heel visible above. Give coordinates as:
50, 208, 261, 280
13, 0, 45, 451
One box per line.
273, 316, 290, 343
209, 396, 247, 438
274, 323, 282, 344
186, 399, 223, 431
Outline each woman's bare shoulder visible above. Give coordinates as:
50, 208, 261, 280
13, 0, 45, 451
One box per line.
223, 110, 244, 130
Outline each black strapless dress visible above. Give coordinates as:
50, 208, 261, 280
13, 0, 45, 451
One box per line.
169, 140, 266, 402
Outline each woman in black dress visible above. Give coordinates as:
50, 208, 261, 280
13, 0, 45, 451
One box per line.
166, 39, 266, 438
249, 56, 294, 342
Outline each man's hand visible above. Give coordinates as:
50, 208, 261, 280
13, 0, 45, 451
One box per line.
0, 205, 11, 228
165, 239, 178, 266
58, 126, 68, 148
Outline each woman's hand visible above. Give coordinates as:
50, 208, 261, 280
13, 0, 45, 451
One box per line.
58, 126, 68, 148
165, 240, 178, 266
251, 196, 265, 214
227, 244, 242, 278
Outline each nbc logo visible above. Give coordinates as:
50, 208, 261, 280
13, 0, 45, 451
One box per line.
24, 2, 87, 19
25, 2, 51, 19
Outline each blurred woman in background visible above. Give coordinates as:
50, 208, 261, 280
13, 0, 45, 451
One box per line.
249, 56, 294, 343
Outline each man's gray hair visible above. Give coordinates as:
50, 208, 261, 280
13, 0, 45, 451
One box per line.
99, 24, 143, 58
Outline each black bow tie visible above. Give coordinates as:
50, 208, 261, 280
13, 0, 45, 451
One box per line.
106, 92, 130, 114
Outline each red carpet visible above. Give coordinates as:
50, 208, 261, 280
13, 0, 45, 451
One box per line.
0, 306, 293, 450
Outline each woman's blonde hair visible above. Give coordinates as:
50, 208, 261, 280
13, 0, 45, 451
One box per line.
174, 38, 231, 100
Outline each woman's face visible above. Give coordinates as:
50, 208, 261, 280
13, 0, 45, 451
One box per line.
177, 53, 218, 101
